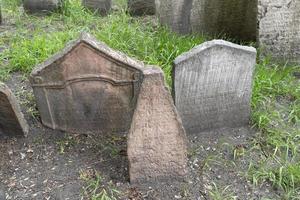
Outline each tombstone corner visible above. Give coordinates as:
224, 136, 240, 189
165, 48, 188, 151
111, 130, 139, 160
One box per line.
0, 83, 29, 137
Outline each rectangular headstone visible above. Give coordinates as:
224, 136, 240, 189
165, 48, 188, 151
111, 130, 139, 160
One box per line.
156, 0, 257, 41
0, 83, 28, 137
30, 33, 144, 134
258, 0, 300, 63
23, 0, 61, 14
173, 40, 257, 134
128, 0, 155, 16
82, 0, 111, 15
128, 66, 187, 184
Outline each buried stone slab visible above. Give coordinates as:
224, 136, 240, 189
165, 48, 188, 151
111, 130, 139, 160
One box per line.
128, 66, 188, 184
30, 33, 144, 134
23, 0, 61, 14
0, 83, 28, 137
128, 0, 155, 16
82, 0, 111, 16
258, 0, 300, 63
172, 40, 257, 134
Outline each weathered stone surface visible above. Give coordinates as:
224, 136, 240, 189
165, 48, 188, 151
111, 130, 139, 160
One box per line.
30, 33, 144, 134
173, 40, 256, 134
155, 0, 192, 34
82, 0, 111, 15
128, 0, 155, 16
156, 0, 257, 41
191, 0, 257, 41
128, 66, 187, 184
0, 83, 28, 137
23, 0, 61, 14
258, 0, 300, 63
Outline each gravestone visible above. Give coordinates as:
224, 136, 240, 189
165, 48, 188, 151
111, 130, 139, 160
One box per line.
156, 0, 257, 41
30, 33, 144, 134
172, 40, 257, 134
82, 0, 111, 16
0, 83, 28, 137
128, 0, 155, 16
23, 0, 61, 14
155, 0, 192, 34
258, 0, 300, 63
128, 66, 187, 183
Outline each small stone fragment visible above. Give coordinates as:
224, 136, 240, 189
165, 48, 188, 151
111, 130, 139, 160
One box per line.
23, 0, 61, 14
128, 0, 155, 16
82, 0, 111, 16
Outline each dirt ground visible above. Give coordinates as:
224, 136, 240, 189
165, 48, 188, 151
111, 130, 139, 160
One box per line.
0, 73, 281, 200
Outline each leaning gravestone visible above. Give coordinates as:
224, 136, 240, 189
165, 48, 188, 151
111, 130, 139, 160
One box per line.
82, 0, 111, 16
173, 40, 257, 134
23, 0, 61, 14
30, 33, 144, 134
128, 66, 187, 183
258, 0, 300, 63
0, 83, 28, 137
128, 0, 155, 16
156, 0, 257, 41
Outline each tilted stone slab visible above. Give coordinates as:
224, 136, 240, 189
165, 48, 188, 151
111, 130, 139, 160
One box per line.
128, 66, 187, 184
23, 0, 61, 14
30, 33, 144, 134
258, 0, 300, 63
128, 0, 155, 16
82, 0, 111, 16
173, 40, 257, 134
155, 0, 192, 34
0, 83, 28, 137
156, 0, 257, 41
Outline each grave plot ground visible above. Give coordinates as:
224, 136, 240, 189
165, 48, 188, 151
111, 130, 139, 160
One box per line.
0, 0, 300, 199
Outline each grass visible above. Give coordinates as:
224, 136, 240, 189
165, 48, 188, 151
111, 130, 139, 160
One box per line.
1, 0, 300, 199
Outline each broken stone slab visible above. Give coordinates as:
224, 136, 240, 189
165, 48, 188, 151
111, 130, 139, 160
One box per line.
155, 0, 192, 34
23, 0, 61, 14
0, 83, 29, 137
172, 40, 257, 134
82, 0, 111, 16
128, 66, 188, 184
30, 32, 144, 134
128, 0, 155, 16
258, 0, 300, 63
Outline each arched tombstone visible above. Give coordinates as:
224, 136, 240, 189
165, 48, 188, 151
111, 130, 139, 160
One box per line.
30, 33, 144, 134
172, 40, 257, 134
82, 0, 111, 16
0, 83, 28, 137
128, 0, 155, 16
156, 0, 257, 41
23, 0, 61, 14
258, 0, 300, 63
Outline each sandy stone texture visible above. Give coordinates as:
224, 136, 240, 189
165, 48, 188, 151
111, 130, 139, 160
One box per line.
128, 66, 188, 184
173, 40, 257, 134
0, 83, 28, 137
30, 33, 144, 134
258, 0, 300, 63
